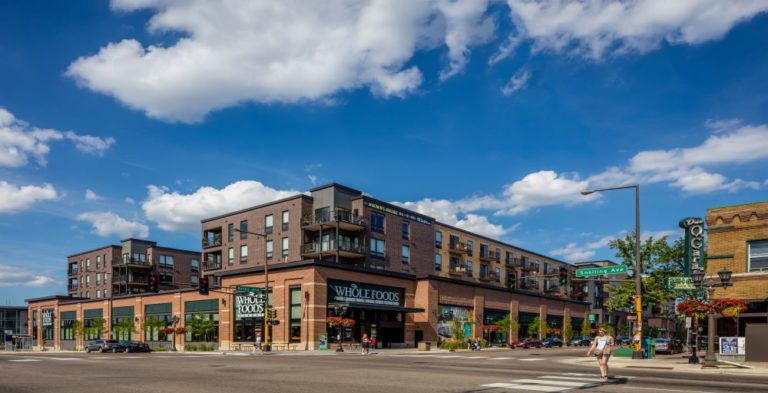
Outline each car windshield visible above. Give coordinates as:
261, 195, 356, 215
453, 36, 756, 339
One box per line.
653, 338, 669, 343
105, 340, 119, 344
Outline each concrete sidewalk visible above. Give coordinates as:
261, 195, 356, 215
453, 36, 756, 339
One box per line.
559, 354, 768, 375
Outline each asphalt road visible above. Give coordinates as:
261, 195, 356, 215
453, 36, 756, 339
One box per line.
1, 347, 766, 393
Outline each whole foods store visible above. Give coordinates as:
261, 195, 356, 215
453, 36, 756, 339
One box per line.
27, 260, 589, 351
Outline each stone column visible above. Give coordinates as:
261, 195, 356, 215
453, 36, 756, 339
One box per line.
473, 295, 484, 340
509, 299, 520, 343
539, 303, 548, 340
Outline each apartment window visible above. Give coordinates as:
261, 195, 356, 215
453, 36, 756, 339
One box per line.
104, 289, 109, 297
480, 244, 489, 258
228, 247, 234, 265
435, 254, 442, 271
449, 235, 460, 249
103, 272, 108, 282
159, 255, 174, 268
466, 261, 473, 276
240, 220, 248, 239
96, 290, 102, 299
466, 240, 474, 256
495, 248, 501, 260
240, 245, 248, 263
265, 214, 274, 235
96, 256, 101, 269
402, 245, 410, 265
191, 259, 200, 272
85, 291, 89, 298
282, 210, 290, 231
289, 286, 302, 343
506, 251, 513, 264
266, 240, 274, 259
749, 240, 768, 271
370, 238, 385, 258
191, 276, 199, 286
479, 263, 489, 278
544, 279, 551, 291
86, 275, 91, 285
282, 237, 289, 258
86, 259, 91, 269
402, 221, 410, 240
435, 231, 443, 248
96, 274, 101, 285
494, 267, 500, 281
228, 223, 234, 242
544, 263, 550, 274
371, 212, 385, 233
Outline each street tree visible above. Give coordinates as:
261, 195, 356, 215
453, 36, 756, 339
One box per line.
494, 314, 519, 344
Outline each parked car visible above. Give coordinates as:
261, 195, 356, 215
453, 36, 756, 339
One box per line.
652, 338, 683, 354
569, 336, 592, 346
512, 338, 542, 348
85, 339, 125, 353
120, 341, 151, 353
542, 337, 564, 348
614, 336, 631, 346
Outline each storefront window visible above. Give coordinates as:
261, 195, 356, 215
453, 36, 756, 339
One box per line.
233, 290, 271, 342
84, 309, 104, 340
483, 310, 508, 345
289, 286, 302, 343
60, 311, 76, 341
41, 309, 55, 343
144, 303, 173, 342
32, 310, 38, 340
111, 306, 135, 341
185, 300, 219, 343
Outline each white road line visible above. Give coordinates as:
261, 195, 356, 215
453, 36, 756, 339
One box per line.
182, 355, 205, 358
440, 355, 464, 358
489, 357, 515, 360
518, 358, 543, 361
8, 359, 40, 362
465, 356, 488, 359
45, 357, 82, 361
482, 383, 567, 392
543, 375, 602, 382
122, 356, 147, 359
511, 379, 595, 387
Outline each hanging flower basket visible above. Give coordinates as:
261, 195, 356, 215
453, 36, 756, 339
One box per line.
712, 299, 748, 319
327, 317, 355, 328
174, 327, 188, 335
161, 327, 175, 335
721, 307, 740, 318
676, 299, 713, 321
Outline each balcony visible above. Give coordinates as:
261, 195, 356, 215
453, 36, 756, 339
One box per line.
302, 208, 365, 232
448, 264, 465, 276
203, 230, 222, 249
301, 239, 366, 259
113, 257, 151, 268
114, 275, 148, 286
68, 284, 78, 291
479, 252, 495, 262
68, 268, 78, 276
448, 242, 468, 254
545, 285, 560, 293
504, 257, 518, 268
479, 271, 491, 281
203, 256, 222, 271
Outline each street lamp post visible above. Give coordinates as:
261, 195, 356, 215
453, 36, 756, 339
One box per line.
581, 185, 643, 359
232, 228, 271, 352
331, 304, 348, 352
691, 268, 733, 368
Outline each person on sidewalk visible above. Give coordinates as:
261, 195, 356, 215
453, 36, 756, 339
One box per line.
586, 328, 614, 383
370, 336, 377, 354
361, 334, 370, 355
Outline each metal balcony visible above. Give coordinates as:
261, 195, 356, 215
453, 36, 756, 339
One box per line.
301, 239, 366, 259
448, 264, 465, 276
448, 242, 468, 254
301, 209, 366, 231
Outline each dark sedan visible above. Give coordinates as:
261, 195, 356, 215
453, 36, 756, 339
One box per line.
542, 337, 564, 348
120, 341, 151, 353
569, 336, 592, 346
85, 339, 125, 353
512, 338, 542, 349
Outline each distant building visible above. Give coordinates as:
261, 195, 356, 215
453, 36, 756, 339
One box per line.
1, 306, 28, 335
572, 260, 631, 335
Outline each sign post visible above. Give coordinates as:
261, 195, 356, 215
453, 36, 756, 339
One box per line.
575, 265, 628, 278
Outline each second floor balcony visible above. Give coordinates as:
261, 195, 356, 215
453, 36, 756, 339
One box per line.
302, 208, 365, 231
203, 256, 222, 271
449, 263, 465, 276
301, 239, 366, 259
448, 241, 468, 254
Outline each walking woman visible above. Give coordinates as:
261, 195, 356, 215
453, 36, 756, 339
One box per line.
586, 328, 614, 383
361, 334, 370, 355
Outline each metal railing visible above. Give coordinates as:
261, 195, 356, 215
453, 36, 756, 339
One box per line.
301, 239, 365, 255
301, 208, 365, 227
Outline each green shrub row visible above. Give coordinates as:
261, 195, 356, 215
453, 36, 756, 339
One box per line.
185, 343, 216, 352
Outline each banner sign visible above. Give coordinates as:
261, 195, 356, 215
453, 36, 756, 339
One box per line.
363, 200, 433, 226
679, 217, 705, 275
42, 309, 54, 327
575, 265, 627, 278
234, 287, 266, 320
327, 280, 403, 307
719, 337, 746, 355
667, 277, 695, 290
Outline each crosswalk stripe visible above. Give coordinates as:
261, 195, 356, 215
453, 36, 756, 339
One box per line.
482, 383, 567, 392
8, 359, 40, 362
542, 376, 602, 382
511, 379, 595, 387
489, 357, 515, 360
518, 358, 543, 361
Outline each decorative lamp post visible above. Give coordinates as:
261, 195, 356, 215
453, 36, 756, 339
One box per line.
330, 304, 349, 352
581, 185, 643, 359
690, 268, 733, 368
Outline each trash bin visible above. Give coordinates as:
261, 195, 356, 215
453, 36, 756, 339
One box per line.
418, 341, 431, 351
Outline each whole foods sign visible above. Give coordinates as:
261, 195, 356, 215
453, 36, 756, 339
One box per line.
327, 280, 403, 307
679, 217, 705, 274
42, 309, 54, 327
235, 290, 266, 320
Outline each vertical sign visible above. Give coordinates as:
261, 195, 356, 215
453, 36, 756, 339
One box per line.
679, 217, 705, 275
42, 310, 54, 327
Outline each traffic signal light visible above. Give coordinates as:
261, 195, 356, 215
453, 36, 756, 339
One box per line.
628, 295, 635, 310
148, 274, 159, 292
268, 309, 277, 319
559, 267, 568, 286
198, 277, 209, 295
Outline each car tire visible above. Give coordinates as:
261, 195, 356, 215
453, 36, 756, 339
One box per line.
100, 348, 105, 353
85, 348, 91, 353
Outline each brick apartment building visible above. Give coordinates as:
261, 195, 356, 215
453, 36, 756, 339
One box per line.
67, 238, 200, 299
30, 183, 590, 351
706, 201, 768, 335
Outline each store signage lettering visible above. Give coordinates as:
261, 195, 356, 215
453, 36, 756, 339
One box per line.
679, 217, 705, 274
328, 280, 403, 306
42, 310, 54, 327
364, 200, 432, 226
235, 291, 266, 320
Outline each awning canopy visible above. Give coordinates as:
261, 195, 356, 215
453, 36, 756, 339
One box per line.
329, 302, 425, 313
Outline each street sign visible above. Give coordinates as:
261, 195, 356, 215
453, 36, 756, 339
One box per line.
666, 277, 695, 290
588, 313, 597, 321
235, 285, 263, 295
575, 265, 628, 278
685, 317, 692, 328
627, 315, 637, 320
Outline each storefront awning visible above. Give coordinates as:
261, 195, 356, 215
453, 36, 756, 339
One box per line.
329, 302, 425, 313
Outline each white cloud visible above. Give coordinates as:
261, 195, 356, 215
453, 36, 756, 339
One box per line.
498, 171, 597, 215
308, 175, 318, 186
0, 181, 58, 213
436, 0, 495, 81
550, 231, 679, 262
125, 197, 135, 205
77, 211, 149, 238
85, 189, 104, 201
394, 197, 512, 238
500, 69, 531, 96
0, 107, 115, 167
502, 0, 768, 61
705, 118, 742, 133
142, 180, 299, 232
0, 263, 58, 287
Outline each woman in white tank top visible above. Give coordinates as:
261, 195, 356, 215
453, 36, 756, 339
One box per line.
586, 328, 614, 383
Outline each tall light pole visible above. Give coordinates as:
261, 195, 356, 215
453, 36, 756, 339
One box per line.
691, 268, 733, 368
233, 228, 271, 352
581, 185, 643, 359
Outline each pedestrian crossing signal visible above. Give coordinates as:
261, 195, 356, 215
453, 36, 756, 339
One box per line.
198, 277, 209, 295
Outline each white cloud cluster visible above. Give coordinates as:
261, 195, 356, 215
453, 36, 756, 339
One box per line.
67, 1, 767, 121
395, 197, 509, 238
0, 107, 115, 167
500, 69, 531, 96
550, 230, 679, 262
0, 181, 58, 213
589, 123, 768, 193
77, 211, 149, 239
0, 263, 58, 287
85, 189, 104, 201
142, 180, 300, 232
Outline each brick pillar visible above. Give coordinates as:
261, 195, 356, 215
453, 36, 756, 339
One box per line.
413, 279, 438, 342
509, 300, 520, 343
539, 303, 548, 340
473, 295, 484, 339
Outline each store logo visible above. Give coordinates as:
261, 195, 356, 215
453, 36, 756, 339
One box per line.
329, 281, 401, 306
679, 217, 704, 273
235, 293, 265, 319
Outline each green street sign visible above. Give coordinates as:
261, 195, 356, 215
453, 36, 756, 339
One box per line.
235, 285, 262, 295
666, 277, 695, 290
575, 265, 628, 278
588, 313, 597, 322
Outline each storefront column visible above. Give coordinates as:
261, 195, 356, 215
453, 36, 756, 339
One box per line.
473, 295, 484, 339
539, 304, 548, 340
414, 280, 438, 342
509, 300, 520, 343
76, 304, 83, 351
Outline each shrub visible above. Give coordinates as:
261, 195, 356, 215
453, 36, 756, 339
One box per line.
152, 347, 168, 352
186, 344, 197, 352
440, 340, 466, 351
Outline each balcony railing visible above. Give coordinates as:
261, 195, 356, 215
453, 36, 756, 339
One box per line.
479, 252, 493, 261
302, 209, 365, 228
202, 235, 222, 248
114, 276, 148, 285
301, 239, 365, 256
479, 271, 490, 281
449, 264, 465, 275
113, 257, 149, 266
68, 284, 78, 291
68, 268, 78, 276
448, 242, 468, 254
203, 258, 222, 271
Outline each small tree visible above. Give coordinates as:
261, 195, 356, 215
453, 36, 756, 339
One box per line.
495, 314, 519, 345
599, 323, 615, 336
562, 316, 573, 345
113, 319, 135, 341
450, 319, 466, 341
581, 321, 593, 337
528, 316, 548, 339
141, 316, 167, 341
72, 320, 84, 350
86, 317, 105, 340
189, 312, 215, 343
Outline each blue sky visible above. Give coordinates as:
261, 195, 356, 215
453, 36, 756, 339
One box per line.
1, 1, 768, 305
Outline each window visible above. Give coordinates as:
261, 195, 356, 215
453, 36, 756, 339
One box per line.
466, 260, 473, 276
371, 212, 385, 233
449, 235, 460, 248
191, 259, 200, 272
96, 274, 101, 284
228, 223, 234, 242
86, 259, 91, 269
749, 240, 768, 271
494, 267, 500, 281
240, 220, 248, 239
506, 251, 513, 264
435, 254, 442, 271
402, 221, 410, 240
103, 272, 108, 282
240, 245, 248, 263
495, 248, 501, 260
480, 244, 489, 258
282, 237, 289, 257
96, 256, 101, 269
228, 248, 234, 265
86, 275, 91, 285
103, 289, 108, 297
544, 279, 551, 291
402, 245, 410, 264
265, 214, 274, 235
289, 286, 302, 343
191, 276, 199, 286
544, 263, 550, 274
480, 263, 489, 278
266, 240, 274, 259
435, 231, 443, 248
370, 238, 385, 258
466, 240, 474, 256
282, 210, 290, 231
159, 255, 174, 268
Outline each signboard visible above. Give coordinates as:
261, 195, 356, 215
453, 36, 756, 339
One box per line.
667, 277, 695, 290
363, 199, 433, 226
685, 317, 692, 329
327, 280, 404, 307
679, 217, 705, 275
234, 287, 266, 320
42, 310, 54, 327
588, 313, 597, 322
575, 265, 627, 278
319, 334, 328, 350
719, 337, 746, 355
627, 315, 637, 320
